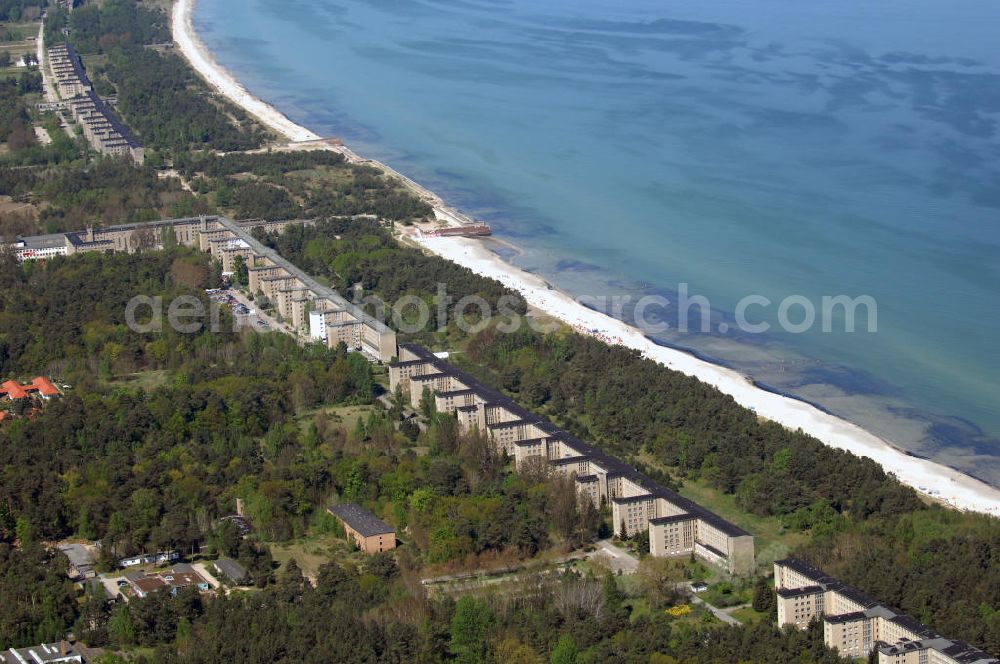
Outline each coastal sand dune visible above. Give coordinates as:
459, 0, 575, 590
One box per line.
172, 0, 1000, 515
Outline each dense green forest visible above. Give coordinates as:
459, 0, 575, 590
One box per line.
458, 326, 1000, 653
0, 0, 42, 22
73, 568, 850, 664
0, 250, 586, 655
0, 156, 203, 235
1, 0, 996, 660
68, 0, 168, 54
40, 0, 266, 152
101, 45, 266, 152
0, 543, 77, 650
0, 249, 847, 663
797, 509, 1000, 654
462, 327, 921, 522
0, 72, 37, 148
176, 150, 434, 221
259, 218, 526, 345
0, 67, 82, 170
0, 247, 223, 377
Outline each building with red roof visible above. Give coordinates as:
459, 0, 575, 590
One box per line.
30, 377, 60, 397
0, 381, 28, 400
0, 377, 61, 401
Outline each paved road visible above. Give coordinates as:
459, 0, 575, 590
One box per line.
36, 22, 57, 103
589, 539, 640, 575
36, 20, 74, 139
97, 574, 127, 602
690, 594, 742, 626
671, 581, 744, 626
192, 562, 222, 590
222, 289, 304, 342
422, 553, 587, 587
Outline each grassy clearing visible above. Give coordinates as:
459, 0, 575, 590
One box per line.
729, 606, 770, 625
285, 165, 354, 187
101, 369, 172, 392
637, 451, 807, 572
0, 21, 38, 70
673, 476, 808, 570
296, 403, 376, 434
0, 21, 38, 40
270, 532, 363, 581
80, 53, 109, 69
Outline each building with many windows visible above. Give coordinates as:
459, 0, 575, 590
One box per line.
390, 343, 755, 575
9, 216, 397, 361
47, 43, 144, 164
774, 558, 997, 663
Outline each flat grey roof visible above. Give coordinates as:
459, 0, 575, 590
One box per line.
328, 503, 394, 538
391, 342, 753, 539
776, 585, 824, 599
18, 233, 67, 250
213, 557, 247, 583
57, 543, 94, 569
217, 217, 390, 334
650, 513, 697, 525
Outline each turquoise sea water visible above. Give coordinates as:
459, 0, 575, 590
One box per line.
195, 0, 1000, 485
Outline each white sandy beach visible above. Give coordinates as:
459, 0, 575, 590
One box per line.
172, 0, 1000, 515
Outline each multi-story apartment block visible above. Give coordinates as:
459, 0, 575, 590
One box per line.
68, 91, 145, 164
390, 343, 756, 575
47, 42, 91, 98
774, 559, 997, 664
48, 43, 145, 164
9, 216, 397, 361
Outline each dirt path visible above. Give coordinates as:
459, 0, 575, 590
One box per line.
36, 21, 57, 103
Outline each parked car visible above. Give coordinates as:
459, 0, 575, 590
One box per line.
690, 582, 709, 593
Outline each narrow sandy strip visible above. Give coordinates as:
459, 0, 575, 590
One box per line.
172, 0, 1000, 515
36, 21, 57, 103
172, 0, 319, 143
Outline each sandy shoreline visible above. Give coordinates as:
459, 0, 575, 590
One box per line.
172, 0, 1000, 515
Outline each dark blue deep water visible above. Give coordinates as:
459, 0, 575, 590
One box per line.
195, 0, 1000, 485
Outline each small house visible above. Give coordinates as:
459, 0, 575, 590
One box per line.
327, 503, 396, 555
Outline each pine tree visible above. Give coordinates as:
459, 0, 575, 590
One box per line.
450, 596, 493, 664
550, 635, 579, 664
752, 577, 774, 614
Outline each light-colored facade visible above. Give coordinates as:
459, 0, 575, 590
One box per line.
67, 92, 145, 163
48, 43, 144, 164
13, 216, 398, 362
47, 43, 91, 99
876, 638, 998, 664
774, 559, 997, 664
217, 217, 395, 360
390, 343, 756, 575
10, 239, 68, 261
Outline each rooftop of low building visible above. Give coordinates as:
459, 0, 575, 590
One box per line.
328, 503, 394, 538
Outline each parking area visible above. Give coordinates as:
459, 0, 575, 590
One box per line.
207, 288, 282, 333
98, 575, 128, 601
588, 539, 640, 575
